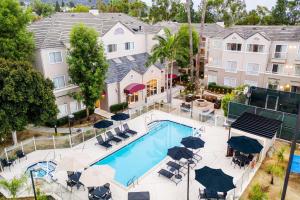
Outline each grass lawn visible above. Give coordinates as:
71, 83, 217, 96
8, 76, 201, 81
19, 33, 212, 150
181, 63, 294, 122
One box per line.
240, 141, 300, 200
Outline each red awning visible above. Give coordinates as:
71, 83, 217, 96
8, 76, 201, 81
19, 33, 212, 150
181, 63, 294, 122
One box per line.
124, 83, 145, 94
166, 74, 178, 79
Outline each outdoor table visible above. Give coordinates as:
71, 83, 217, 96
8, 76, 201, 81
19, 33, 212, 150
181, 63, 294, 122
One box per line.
69, 172, 82, 183
204, 189, 218, 199
92, 186, 109, 198
128, 192, 150, 200
235, 155, 249, 166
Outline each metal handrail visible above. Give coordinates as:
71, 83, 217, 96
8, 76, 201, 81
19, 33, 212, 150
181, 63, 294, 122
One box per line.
127, 176, 138, 187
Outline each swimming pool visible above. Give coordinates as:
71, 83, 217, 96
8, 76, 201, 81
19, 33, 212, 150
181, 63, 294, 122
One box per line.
94, 120, 193, 186
26, 161, 56, 180
291, 155, 300, 173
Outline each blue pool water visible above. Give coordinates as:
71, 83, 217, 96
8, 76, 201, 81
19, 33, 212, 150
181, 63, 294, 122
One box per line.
26, 161, 56, 179
94, 120, 193, 186
291, 155, 300, 174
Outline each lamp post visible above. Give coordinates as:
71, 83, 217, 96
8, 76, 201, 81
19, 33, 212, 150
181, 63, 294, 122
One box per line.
68, 114, 74, 135
187, 162, 190, 200
30, 170, 37, 200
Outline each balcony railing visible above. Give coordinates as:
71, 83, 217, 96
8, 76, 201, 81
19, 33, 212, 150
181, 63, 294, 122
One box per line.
273, 52, 287, 59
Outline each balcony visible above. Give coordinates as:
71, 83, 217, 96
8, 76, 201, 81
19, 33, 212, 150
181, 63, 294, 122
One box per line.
271, 52, 287, 63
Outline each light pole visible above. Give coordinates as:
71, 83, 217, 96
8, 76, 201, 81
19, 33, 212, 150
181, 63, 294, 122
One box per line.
187, 162, 190, 200
30, 170, 37, 200
68, 114, 74, 135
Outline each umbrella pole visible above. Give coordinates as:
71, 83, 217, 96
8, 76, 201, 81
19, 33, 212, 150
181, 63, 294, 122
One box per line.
187, 162, 190, 200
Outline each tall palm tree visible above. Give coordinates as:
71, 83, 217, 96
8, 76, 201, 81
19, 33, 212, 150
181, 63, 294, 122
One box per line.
147, 28, 186, 103
186, 0, 194, 81
195, 0, 207, 94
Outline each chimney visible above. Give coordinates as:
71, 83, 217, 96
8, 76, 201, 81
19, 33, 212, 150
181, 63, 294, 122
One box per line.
216, 21, 225, 28
89, 9, 99, 16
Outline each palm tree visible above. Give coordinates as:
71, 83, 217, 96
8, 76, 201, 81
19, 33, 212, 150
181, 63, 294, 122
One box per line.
147, 28, 187, 103
0, 176, 26, 200
186, 0, 194, 81
195, 0, 207, 94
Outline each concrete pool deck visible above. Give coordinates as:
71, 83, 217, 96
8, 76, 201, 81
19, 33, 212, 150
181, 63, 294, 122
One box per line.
0, 110, 261, 200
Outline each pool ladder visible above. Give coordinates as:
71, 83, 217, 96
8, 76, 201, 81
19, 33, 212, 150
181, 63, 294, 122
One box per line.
127, 176, 138, 187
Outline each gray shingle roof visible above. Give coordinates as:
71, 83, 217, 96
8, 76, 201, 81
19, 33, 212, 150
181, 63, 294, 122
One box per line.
106, 53, 164, 84
29, 12, 159, 49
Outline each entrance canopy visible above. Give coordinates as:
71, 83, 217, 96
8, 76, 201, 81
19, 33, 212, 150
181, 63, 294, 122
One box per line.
124, 83, 145, 94
231, 112, 282, 139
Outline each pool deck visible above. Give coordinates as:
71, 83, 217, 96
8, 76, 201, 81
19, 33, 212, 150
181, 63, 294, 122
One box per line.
0, 110, 260, 200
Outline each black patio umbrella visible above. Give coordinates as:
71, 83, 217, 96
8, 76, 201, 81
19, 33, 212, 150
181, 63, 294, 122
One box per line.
227, 136, 263, 154
195, 166, 235, 192
93, 120, 113, 129
167, 146, 194, 160
181, 136, 205, 149
111, 113, 130, 121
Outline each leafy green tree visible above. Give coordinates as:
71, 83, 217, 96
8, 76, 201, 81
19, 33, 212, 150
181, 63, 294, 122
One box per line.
0, 0, 35, 62
128, 0, 148, 18
204, 0, 224, 23
221, 92, 235, 116
147, 28, 187, 103
36, 188, 48, 200
31, 0, 55, 17
0, 59, 58, 144
55, 0, 61, 12
0, 175, 27, 200
271, 0, 288, 24
71, 4, 90, 12
287, 0, 300, 25
249, 183, 269, 200
266, 164, 284, 185
67, 24, 108, 117
149, 0, 182, 23
68, 1, 75, 8
223, 0, 247, 26
61, 0, 65, 7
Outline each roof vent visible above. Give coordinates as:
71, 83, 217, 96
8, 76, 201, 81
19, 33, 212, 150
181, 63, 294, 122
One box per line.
113, 58, 122, 64
127, 55, 135, 61
132, 28, 138, 32
71, 14, 75, 17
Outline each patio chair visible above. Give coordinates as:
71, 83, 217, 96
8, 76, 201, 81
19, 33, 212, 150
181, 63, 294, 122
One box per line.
166, 161, 186, 175
16, 150, 26, 161
96, 135, 112, 149
123, 123, 137, 136
106, 131, 122, 143
217, 192, 227, 200
198, 189, 206, 199
158, 169, 182, 185
0, 159, 13, 170
66, 180, 77, 191
114, 127, 130, 139
180, 103, 191, 112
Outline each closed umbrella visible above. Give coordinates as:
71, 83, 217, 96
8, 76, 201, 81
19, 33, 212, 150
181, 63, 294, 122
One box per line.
167, 146, 194, 161
80, 165, 115, 187
111, 113, 130, 121
195, 166, 235, 192
227, 136, 263, 154
181, 136, 205, 149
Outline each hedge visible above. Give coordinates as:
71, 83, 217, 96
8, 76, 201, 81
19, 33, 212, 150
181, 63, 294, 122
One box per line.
208, 82, 233, 94
45, 108, 95, 127
110, 102, 128, 113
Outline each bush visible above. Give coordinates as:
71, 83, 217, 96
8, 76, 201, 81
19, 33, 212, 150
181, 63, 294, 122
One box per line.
208, 82, 233, 94
110, 102, 128, 113
249, 183, 269, 200
221, 93, 235, 117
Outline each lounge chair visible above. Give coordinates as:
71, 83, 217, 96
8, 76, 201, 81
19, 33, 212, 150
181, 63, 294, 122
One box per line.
0, 159, 13, 170
158, 169, 181, 185
180, 103, 191, 112
16, 150, 26, 161
66, 180, 77, 191
166, 161, 186, 175
123, 123, 137, 136
106, 131, 122, 143
114, 127, 129, 139
96, 135, 112, 149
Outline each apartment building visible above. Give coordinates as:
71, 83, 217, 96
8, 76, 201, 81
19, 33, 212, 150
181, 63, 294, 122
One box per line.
205, 26, 300, 93
29, 12, 165, 117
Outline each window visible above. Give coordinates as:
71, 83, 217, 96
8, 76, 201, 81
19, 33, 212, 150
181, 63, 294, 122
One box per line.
125, 42, 134, 50
53, 76, 66, 89
208, 75, 217, 84
70, 101, 79, 113
226, 43, 242, 51
271, 63, 284, 74
225, 61, 237, 72
212, 40, 222, 49
49, 52, 62, 64
295, 65, 300, 76
244, 80, 257, 87
58, 104, 68, 117
274, 45, 287, 59
267, 79, 279, 90
246, 63, 260, 75
146, 79, 157, 97
81, 101, 86, 109
211, 57, 221, 66
224, 77, 236, 87
297, 47, 300, 60
127, 92, 139, 104
247, 44, 264, 53
107, 44, 117, 52
291, 85, 300, 93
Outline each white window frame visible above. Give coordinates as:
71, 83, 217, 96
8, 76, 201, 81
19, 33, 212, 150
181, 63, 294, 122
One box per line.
297, 46, 300, 60
274, 44, 287, 59
295, 64, 300, 76
49, 51, 63, 64
70, 101, 79, 113
52, 75, 66, 90
208, 75, 217, 84
107, 44, 117, 53
58, 104, 68, 117
125, 42, 134, 50
271, 63, 284, 74
226, 43, 242, 51
246, 44, 264, 53
244, 80, 257, 87
211, 57, 221, 67
224, 77, 236, 87
225, 61, 238, 73
246, 63, 260, 75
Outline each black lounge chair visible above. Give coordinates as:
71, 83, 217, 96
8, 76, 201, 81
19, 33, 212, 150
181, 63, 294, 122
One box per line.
123, 123, 137, 136
106, 131, 122, 143
96, 135, 112, 149
114, 127, 129, 139
16, 150, 26, 161
166, 161, 186, 175
158, 169, 181, 185
0, 159, 13, 170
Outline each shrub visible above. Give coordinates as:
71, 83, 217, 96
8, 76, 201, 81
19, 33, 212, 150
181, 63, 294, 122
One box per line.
208, 82, 233, 94
221, 93, 235, 117
110, 102, 128, 113
0, 175, 27, 199
249, 183, 268, 200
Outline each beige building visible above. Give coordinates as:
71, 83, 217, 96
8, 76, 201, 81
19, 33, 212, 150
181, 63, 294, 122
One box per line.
205, 26, 300, 93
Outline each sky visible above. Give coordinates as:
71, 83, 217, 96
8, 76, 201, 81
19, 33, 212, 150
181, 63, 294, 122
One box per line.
142, 0, 277, 11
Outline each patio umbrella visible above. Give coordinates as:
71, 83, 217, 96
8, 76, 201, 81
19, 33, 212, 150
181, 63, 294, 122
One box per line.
80, 165, 115, 187
94, 120, 113, 129
167, 146, 193, 160
227, 136, 263, 154
111, 113, 130, 121
56, 152, 92, 171
195, 166, 235, 192
181, 136, 205, 149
